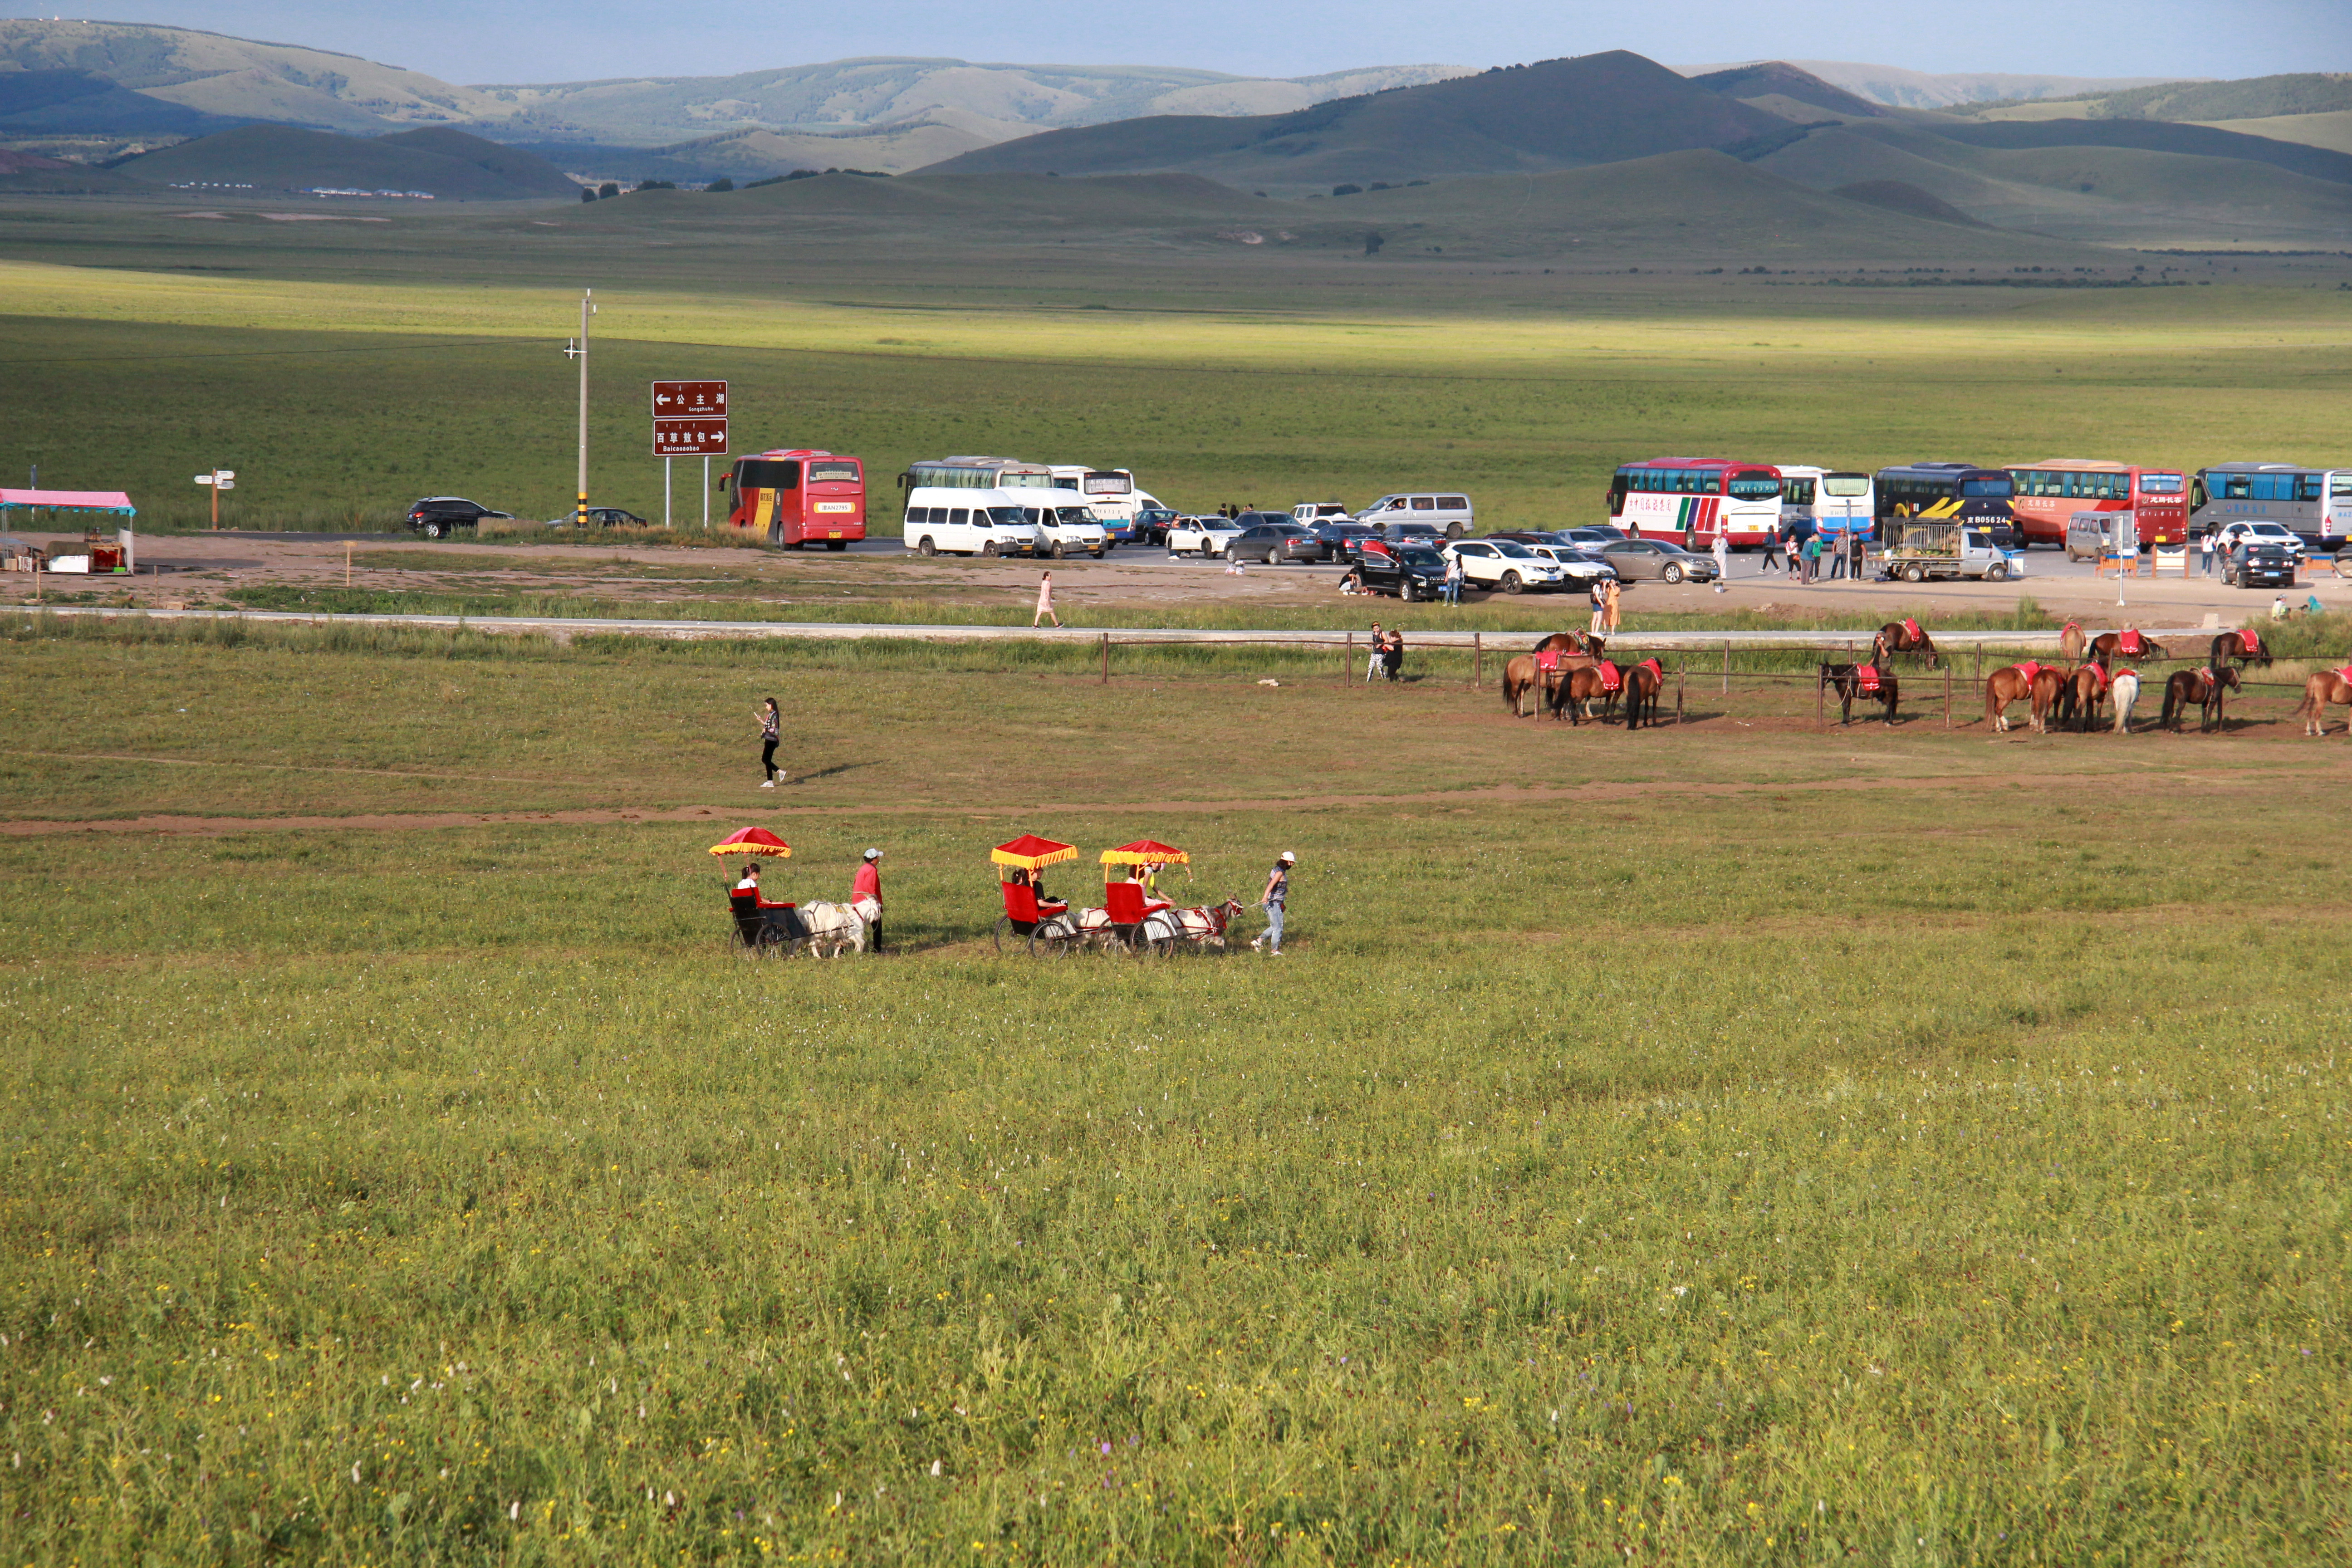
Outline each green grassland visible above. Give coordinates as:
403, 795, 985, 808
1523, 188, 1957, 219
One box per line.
4, 623, 2348, 1564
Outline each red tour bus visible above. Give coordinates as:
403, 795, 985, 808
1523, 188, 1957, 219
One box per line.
2005, 459, 2187, 548
718, 448, 866, 549
1607, 458, 1784, 549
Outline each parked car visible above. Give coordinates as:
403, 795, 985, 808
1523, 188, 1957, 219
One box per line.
1311, 521, 1385, 560
2210, 519, 2307, 561
1291, 502, 1352, 525
1226, 519, 1330, 564
1523, 543, 1617, 586
1347, 545, 1449, 601
1483, 530, 1571, 547
1166, 515, 1245, 558
2230, 541, 2298, 588
1597, 538, 1720, 583
1441, 539, 1568, 595
549, 505, 650, 529
1354, 492, 1476, 539
1558, 524, 1630, 548
406, 496, 512, 538
1379, 520, 1449, 547
1123, 506, 1178, 547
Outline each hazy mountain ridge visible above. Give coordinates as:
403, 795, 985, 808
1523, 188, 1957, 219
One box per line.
1680, 60, 2185, 109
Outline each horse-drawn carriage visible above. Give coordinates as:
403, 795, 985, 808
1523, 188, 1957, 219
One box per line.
714, 827, 869, 957
992, 833, 1245, 956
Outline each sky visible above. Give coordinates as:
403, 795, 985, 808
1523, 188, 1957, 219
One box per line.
12, 0, 2348, 84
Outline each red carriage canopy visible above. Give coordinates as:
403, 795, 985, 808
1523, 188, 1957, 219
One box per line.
708, 827, 792, 858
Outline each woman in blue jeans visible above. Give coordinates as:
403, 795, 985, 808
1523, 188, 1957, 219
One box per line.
1251, 851, 1295, 956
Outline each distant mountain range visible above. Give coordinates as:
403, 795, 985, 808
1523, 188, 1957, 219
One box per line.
1681, 60, 2185, 110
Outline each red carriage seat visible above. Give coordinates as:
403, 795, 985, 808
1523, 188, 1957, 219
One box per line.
729, 890, 798, 944
1103, 882, 1170, 924
1001, 882, 1065, 923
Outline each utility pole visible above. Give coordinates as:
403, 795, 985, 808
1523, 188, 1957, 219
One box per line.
564, 289, 594, 528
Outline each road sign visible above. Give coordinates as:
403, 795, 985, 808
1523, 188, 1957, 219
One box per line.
652, 416, 728, 456
652, 380, 726, 418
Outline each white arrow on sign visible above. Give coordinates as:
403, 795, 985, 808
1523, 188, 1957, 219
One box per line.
215, 480, 235, 490
194, 475, 215, 484
217, 470, 235, 480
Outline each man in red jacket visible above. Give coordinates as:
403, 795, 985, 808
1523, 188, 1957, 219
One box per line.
852, 848, 885, 952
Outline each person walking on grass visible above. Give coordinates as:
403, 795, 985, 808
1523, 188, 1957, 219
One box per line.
1367, 621, 1386, 683
1032, 571, 1061, 628
851, 847, 884, 952
1250, 850, 1295, 956
755, 696, 784, 788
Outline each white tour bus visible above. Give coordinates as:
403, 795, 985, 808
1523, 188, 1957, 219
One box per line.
1047, 466, 1165, 538
2191, 462, 2352, 549
898, 457, 1064, 557
1775, 466, 1874, 539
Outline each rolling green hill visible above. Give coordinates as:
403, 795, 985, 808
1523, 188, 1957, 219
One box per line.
116, 124, 578, 199
920, 52, 1792, 190
2194, 110, 2352, 157
2062, 72, 2352, 124
1935, 119, 2352, 186
1688, 61, 1884, 121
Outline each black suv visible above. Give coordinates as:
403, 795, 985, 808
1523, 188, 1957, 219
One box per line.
1348, 545, 1448, 600
2231, 542, 2296, 588
405, 497, 513, 538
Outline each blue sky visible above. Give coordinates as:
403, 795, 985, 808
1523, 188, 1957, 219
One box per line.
22, 0, 2350, 84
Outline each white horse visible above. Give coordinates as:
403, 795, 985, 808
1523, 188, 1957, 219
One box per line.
796, 901, 867, 957
2111, 668, 2141, 735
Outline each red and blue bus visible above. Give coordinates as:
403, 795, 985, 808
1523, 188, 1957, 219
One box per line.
718, 448, 865, 549
1606, 459, 1783, 549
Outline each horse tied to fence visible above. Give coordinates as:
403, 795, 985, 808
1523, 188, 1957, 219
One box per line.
1819, 660, 1900, 725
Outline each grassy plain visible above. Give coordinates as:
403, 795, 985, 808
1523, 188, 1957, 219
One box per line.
3, 622, 2349, 1564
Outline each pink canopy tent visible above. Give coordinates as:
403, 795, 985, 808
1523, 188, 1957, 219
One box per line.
0, 489, 136, 516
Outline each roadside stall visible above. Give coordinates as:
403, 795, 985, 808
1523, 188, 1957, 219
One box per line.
991, 834, 1079, 956
0, 489, 137, 575
710, 827, 803, 956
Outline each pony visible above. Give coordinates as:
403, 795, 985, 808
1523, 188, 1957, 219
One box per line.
1620, 658, 1667, 730
2161, 665, 2239, 732
1504, 651, 1597, 717
1984, 661, 2065, 734
1818, 661, 1900, 725
2212, 627, 2271, 671
795, 901, 869, 958
1166, 897, 1248, 949
1533, 631, 1600, 657
2090, 629, 2166, 666
2058, 620, 2087, 662
1549, 662, 1624, 725
2053, 660, 2114, 733
2110, 667, 2141, 735
2294, 667, 2352, 737
1876, 617, 1940, 669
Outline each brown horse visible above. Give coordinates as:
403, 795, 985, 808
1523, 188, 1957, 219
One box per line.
2089, 629, 2167, 666
2058, 620, 2087, 662
1506, 651, 1600, 717
2053, 660, 2114, 733
1533, 631, 1601, 657
1875, 618, 1940, 669
1984, 662, 2066, 734
1548, 663, 1622, 725
2295, 668, 2352, 736
1819, 662, 1900, 725
1620, 658, 1667, 729
2212, 627, 2271, 671
2161, 665, 2239, 732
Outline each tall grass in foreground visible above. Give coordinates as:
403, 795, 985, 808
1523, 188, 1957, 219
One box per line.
1, 796, 2346, 1565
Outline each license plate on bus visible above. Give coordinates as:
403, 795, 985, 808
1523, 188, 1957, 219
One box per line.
815, 502, 854, 514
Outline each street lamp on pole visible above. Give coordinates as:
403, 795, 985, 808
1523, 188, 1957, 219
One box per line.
563, 289, 594, 528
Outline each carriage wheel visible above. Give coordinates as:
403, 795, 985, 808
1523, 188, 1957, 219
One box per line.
992, 916, 1013, 954
1029, 927, 1075, 959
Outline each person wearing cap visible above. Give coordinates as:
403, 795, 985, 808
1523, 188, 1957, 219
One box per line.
1250, 852, 1295, 956
852, 848, 884, 951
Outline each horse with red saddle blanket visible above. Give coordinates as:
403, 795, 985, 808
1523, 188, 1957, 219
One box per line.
1504, 647, 1599, 717
1984, 660, 2066, 734
2161, 665, 2239, 732
2054, 658, 2115, 733
1619, 657, 1668, 730
1548, 655, 1625, 725
2091, 627, 2166, 666
1818, 659, 1900, 725
2212, 627, 2270, 671
1875, 617, 1939, 669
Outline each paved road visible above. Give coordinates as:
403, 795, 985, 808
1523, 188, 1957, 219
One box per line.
18, 603, 2225, 653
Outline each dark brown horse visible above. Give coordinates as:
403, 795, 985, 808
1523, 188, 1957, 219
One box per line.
1984, 661, 2066, 734
2212, 627, 2271, 671
1620, 658, 1667, 730
1875, 618, 1940, 669
2089, 629, 2166, 666
2296, 667, 2352, 737
1819, 662, 1900, 725
2161, 665, 2239, 732
2053, 660, 2114, 732
1548, 663, 1622, 725
1533, 631, 1602, 657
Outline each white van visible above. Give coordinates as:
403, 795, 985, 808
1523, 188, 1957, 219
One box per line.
1026, 502, 1109, 558
2064, 510, 2136, 561
901, 457, 1069, 556
1354, 491, 1475, 539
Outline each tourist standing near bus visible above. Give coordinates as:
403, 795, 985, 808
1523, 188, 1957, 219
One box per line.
1251, 851, 1296, 956
756, 696, 783, 788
